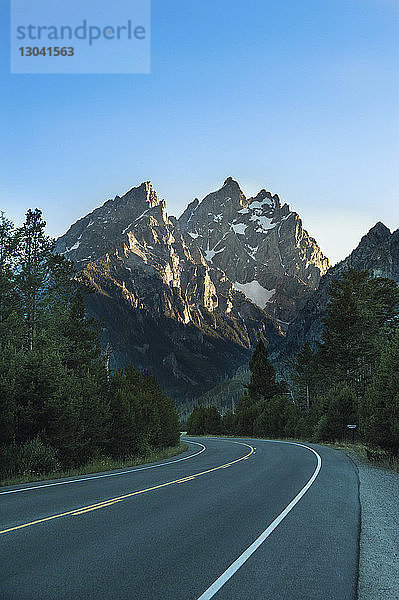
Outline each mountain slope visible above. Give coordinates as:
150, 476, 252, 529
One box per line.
275, 222, 399, 369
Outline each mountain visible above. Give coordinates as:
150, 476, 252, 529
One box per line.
179, 177, 329, 327
275, 222, 399, 370
55, 181, 283, 402
55, 177, 332, 401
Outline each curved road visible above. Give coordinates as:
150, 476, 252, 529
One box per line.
0, 437, 359, 599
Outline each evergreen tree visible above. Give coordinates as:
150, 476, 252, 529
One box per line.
16, 209, 54, 350
246, 340, 286, 401
253, 395, 294, 439
317, 269, 399, 396
0, 213, 23, 347
234, 392, 259, 436
361, 330, 399, 455
186, 405, 206, 435
313, 383, 357, 442
186, 405, 222, 436
222, 409, 235, 435
291, 342, 315, 410
0, 209, 181, 478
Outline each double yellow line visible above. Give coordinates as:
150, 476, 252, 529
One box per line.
0, 442, 254, 535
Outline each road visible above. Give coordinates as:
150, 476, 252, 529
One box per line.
0, 437, 359, 600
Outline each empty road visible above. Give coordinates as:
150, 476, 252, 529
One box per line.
0, 437, 359, 599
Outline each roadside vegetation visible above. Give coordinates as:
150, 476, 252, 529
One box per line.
0, 442, 188, 487
0, 210, 181, 484
186, 269, 399, 463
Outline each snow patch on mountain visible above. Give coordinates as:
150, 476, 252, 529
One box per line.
234, 280, 275, 308
250, 214, 275, 232
204, 247, 224, 262
231, 223, 248, 235
249, 198, 272, 210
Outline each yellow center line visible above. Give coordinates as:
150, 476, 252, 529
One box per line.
72, 499, 124, 515
0, 443, 254, 535
176, 476, 196, 484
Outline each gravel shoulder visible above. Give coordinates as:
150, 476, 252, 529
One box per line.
345, 451, 399, 600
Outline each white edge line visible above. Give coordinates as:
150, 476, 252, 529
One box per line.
0, 440, 206, 496
196, 440, 322, 600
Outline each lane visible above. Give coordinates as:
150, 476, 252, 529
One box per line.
0, 440, 206, 496
0, 437, 359, 600
201, 439, 359, 600
197, 442, 322, 600
0, 441, 253, 535
0, 439, 246, 534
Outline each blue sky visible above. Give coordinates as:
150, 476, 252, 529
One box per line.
1, 0, 398, 264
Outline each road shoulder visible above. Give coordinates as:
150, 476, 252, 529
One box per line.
345, 451, 399, 600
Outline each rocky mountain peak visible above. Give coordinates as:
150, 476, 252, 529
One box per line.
119, 180, 161, 210
178, 178, 329, 324
55, 181, 166, 267
358, 221, 391, 247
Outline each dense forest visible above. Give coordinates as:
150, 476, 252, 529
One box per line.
187, 269, 399, 457
0, 210, 180, 480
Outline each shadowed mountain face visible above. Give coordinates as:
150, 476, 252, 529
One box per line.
56, 181, 286, 402
179, 177, 329, 326
274, 222, 399, 371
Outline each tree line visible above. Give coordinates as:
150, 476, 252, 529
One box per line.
187, 269, 399, 457
0, 210, 180, 479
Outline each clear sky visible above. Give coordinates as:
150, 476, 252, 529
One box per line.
1, 0, 398, 265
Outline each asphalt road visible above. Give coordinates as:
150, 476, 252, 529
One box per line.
0, 437, 359, 600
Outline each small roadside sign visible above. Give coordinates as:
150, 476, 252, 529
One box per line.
347, 424, 356, 443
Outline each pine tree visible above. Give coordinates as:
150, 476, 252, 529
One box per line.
316, 269, 399, 397
291, 342, 315, 410
361, 330, 399, 455
246, 340, 286, 401
16, 209, 54, 350
313, 383, 357, 442
234, 393, 259, 436
253, 395, 294, 438
0, 213, 23, 347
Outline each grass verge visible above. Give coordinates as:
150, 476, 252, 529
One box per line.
321, 441, 399, 473
0, 442, 188, 488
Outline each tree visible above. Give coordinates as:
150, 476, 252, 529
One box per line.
291, 342, 316, 410
186, 405, 222, 436
246, 340, 286, 401
222, 410, 235, 435
0, 209, 181, 479
0, 213, 23, 348
317, 269, 399, 397
361, 330, 399, 455
253, 395, 294, 438
16, 209, 54, 350
234, 392, 259, 436
313, 383, 357, 442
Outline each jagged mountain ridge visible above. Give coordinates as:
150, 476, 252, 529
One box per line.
275, 221, 399, 370
179, 177, 329, 325
56, 181, 284, 401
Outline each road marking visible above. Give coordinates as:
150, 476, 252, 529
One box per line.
0, 441, 206, 496
196, 441, 322, 600
0, 442, 254, 535
72, 499, 124, 515
177, 476, 196, 484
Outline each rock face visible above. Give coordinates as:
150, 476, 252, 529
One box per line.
179, 177, 329, 326
56, 181, 283, 402
275, 222, 399, 371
